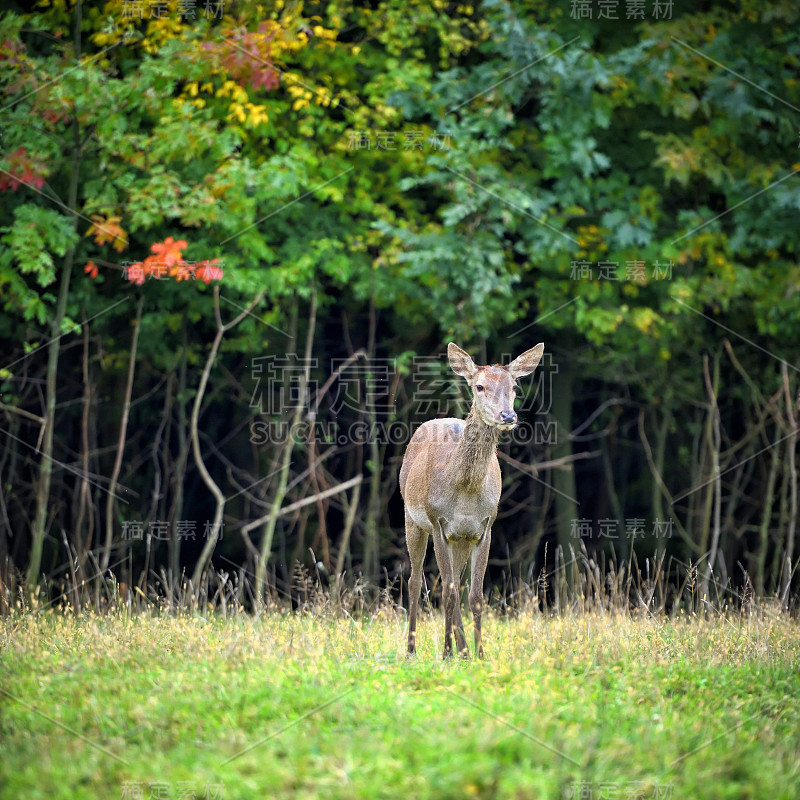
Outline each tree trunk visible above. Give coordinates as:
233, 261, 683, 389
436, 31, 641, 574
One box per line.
168, 328, 190, 592
254, 293, 316, 600
781, 363, 798, 604
362, 291, 381, 584
254, 292, 316, 602
27, 3, 83, 590
550, 359, 578, 587
74, 310, 93, 568
191, 287, 264, 587
756, 424, 781, 598
700, 354, 721, 602
101, 296, 144, 572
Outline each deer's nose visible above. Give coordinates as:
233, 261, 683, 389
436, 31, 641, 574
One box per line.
500, 411, 517, 425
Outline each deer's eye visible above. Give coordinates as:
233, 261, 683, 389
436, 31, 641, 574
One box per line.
475, 384, 485, 392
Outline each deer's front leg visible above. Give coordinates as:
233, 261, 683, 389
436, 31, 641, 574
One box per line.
469, 522, 492, 659
431, 519, 456, 659
405, 515, 428, 656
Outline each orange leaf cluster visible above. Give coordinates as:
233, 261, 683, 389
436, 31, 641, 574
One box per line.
86, 214, 128, 253
150, 236, 187, 266
125, 238, 223, 285
84, 261, 98, 279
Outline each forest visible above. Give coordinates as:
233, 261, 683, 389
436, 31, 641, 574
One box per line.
1, 0, 799, 612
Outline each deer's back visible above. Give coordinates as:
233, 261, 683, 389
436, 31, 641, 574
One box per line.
399, 418, 464, 497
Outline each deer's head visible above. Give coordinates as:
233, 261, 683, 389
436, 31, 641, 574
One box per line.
448, 342, 545, 431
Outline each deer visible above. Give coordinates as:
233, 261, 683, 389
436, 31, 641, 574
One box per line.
400, 341, 545, 658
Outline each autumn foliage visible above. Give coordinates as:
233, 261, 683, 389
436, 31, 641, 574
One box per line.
0, 147, 47, 192
123, 238, 223, 285
203, 23, 281, 92
86, 215, 128, 253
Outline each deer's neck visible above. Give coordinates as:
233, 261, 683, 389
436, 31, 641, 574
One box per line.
448, 409, 499, 492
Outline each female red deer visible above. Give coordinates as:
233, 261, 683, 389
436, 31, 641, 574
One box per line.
400, 342, 545, 658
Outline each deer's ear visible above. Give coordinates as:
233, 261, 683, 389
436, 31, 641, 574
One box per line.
448, 342, 478, 380
507, 343, 544, 379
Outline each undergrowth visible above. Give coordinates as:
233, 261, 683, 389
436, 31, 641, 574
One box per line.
1, 549, 799, 799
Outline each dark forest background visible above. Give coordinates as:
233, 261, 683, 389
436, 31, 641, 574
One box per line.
1, 0, 799, 611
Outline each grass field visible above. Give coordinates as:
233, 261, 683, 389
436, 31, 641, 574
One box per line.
1, 607, 799, 800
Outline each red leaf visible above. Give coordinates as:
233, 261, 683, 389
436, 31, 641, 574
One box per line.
195, 259, 224, 283
0, 147, 47, 192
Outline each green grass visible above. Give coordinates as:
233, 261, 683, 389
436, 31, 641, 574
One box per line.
1, 608, 799, 800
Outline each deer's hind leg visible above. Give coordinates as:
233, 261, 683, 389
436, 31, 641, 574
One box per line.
469, 522, 492, 659
449, 540, 473, 658
405, 514, 428, 656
